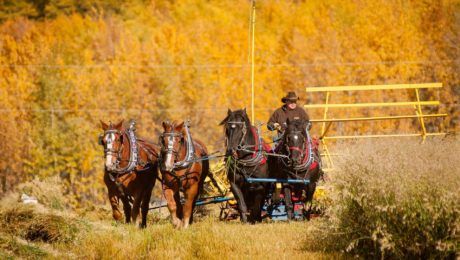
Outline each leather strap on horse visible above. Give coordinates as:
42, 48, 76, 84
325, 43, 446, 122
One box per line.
173, 121, 195, 170
281, 128, 316, 175
108, 124, 139, 174
234, 126, 266, 167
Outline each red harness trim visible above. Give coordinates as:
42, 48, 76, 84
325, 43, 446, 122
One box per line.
299, 140, 318, 170
250, 127, 267, 165
288, 146, 303, 153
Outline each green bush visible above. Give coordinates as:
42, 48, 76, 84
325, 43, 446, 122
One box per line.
320, 138, 459, 258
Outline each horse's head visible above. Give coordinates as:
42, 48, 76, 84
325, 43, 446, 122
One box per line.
284, 118, 307, 167
99, 120, 124, 171
219, 108, 250, 156
160, 121, 185, 172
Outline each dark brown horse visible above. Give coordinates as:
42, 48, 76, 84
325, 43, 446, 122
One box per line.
159, 121, 209, 229
220, 109, 271, 223
268, 118, 321, 220
99, 120, 159, 228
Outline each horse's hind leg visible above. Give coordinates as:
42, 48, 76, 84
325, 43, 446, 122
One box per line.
140, 182, 155, 228
283, 185, 294, 220
140, 191, 152, 228
249, 188, 265, 223
131, 193, 142, 226
121, 196, 132, 223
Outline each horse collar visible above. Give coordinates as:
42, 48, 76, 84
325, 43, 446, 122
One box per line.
107, 127, 139, 175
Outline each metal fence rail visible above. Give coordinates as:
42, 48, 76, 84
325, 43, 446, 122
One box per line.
305, 82, 447, 170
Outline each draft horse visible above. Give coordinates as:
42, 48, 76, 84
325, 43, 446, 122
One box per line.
99, 120, 159, 228
269, 118, 322, 220
220, 108, 270, 223
159, 121, 209, 229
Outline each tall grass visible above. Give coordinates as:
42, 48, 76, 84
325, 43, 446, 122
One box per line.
312, 137, 460, 258
1, 138, 458, 259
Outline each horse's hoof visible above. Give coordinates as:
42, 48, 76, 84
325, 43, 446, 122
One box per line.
172, 219, 182, 229
113, 213, 123, 221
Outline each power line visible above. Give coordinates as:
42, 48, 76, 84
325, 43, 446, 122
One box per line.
0, 59, 458, 69
0, 104, 458, 114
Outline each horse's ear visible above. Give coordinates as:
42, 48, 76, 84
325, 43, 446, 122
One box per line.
228, 108, 232, 115
175, 121, 185, 132
114, 120, 124, 131
219, 115, 229, 126
162, 121, 168, 130
242, 108, 247, 114
100, 120, 109, 130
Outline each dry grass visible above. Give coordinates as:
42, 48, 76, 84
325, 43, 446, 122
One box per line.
64, 218, 339, 260
1, 138, 458, 259
0, 205, 339, 259
0, 178, 338, 259
311, 137, 460, 258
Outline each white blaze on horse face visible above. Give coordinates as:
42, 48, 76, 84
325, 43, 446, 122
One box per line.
105, 133, 115, 169
164, 136, 175, 171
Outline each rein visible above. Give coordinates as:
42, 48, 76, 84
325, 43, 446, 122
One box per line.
226, 121, 265, 168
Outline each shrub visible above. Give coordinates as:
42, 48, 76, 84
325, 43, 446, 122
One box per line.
318, 137, 459, 258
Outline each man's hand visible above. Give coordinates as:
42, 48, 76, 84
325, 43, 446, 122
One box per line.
273, 123, 282, 131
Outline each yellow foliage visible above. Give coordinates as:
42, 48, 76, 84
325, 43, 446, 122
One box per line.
0, 0, 458, 205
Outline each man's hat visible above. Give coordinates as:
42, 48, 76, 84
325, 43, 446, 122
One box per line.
281, 91, 299, 103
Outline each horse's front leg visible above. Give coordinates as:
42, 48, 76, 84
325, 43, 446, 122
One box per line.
283, 185, 294, 220
230, 182, 248, 223
249, 185, 265, 223
182, 184, 199, 229
164, 188, 182, 228
107, 189, 124, 222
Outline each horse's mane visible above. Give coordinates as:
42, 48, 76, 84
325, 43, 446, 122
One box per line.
286, 119, 306, 134
219, 109, 251, 127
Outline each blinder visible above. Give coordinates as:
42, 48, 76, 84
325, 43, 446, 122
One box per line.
224, 120, 248, 156
100, 129, 123, 152
160, 132, 184, 153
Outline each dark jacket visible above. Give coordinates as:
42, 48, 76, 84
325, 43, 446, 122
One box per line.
267, 105, 309, 131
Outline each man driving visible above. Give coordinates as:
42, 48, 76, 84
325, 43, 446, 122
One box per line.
267, 91, 309, 133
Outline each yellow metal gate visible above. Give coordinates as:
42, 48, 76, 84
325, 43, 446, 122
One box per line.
304, 83, 448, 171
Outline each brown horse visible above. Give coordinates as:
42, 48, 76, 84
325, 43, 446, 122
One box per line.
159, 121, 209, 229
99, 120, 159, 228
